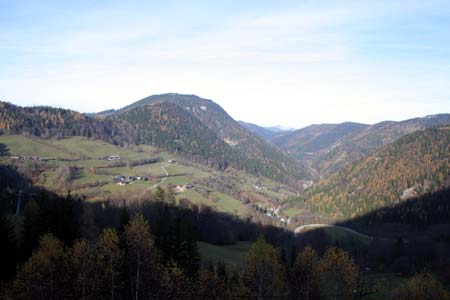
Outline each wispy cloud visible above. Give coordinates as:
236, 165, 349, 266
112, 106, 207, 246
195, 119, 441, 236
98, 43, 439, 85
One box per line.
0, 0, 449, 127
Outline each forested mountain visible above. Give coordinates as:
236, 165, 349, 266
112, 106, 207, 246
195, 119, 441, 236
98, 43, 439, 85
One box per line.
272, 122, 368, 159
238, 121, 291, 141
98, 93, 309, 182
114, 102, 232, 166
0, 101, 134, 145
306, 126, 450, 218
0, 97, 308, 184
317, 114, 450, 173
272, 114, 450, 177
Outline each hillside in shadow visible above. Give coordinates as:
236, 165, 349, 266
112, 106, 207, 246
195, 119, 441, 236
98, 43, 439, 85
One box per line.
1, 159, 450, 284
336, 187, 450, 239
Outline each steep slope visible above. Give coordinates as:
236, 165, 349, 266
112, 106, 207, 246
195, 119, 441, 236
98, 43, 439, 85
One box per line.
272, 122, 368, 160
0, 101, 134, 145
313, 114, 450, 175
306, 126, 450, 218
0, 99, 308, 184
100, 93, 310, 183
112, 102, 235, 169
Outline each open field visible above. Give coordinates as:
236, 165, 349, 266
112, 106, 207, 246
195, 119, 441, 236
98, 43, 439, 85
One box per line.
0, 135, 75, 159
0, 135, 294, 218
283, 208, 304, 218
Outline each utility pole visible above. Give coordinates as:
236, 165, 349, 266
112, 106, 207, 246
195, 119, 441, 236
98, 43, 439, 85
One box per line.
15, 190, 23, 217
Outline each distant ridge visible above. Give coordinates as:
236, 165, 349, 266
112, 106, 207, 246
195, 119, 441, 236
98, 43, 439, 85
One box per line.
238, 121, 292, 141
271, 114, 450, 176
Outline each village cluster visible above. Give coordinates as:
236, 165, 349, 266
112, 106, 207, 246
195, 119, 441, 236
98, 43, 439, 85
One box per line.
113, 175, 149, 186
254, 203, 291, 226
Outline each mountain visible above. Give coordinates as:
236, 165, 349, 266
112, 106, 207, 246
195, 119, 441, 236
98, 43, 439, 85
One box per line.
272, 122, 368, 159
0, 94, 309, 184
272, 115, 450, 177
238, 121, 291, 141
265, 126, 295, 133
305, 126, 450, 218
312, 114, 450, 175
113, 102, 234, 169
0, 101, 134, 145
99, 93, 309, 183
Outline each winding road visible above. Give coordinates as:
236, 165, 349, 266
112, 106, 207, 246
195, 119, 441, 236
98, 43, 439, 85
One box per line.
137, 163, 170, 203
150, 163, 169, 189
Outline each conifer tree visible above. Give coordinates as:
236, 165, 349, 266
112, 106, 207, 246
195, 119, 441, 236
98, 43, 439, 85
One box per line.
69, 239, 99, 299
124, 214, 161, 300
240, 237, 287, 300
10, 234, 68, 300
98, 228, 123, 300
290, 245, 320, 300
319, 247, 358, 300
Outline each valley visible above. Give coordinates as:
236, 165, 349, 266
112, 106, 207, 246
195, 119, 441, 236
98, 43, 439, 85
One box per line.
0, 134, 298, 221
1, 94, 450, 298
3, 2, 450, 297
1, 95, 450, 228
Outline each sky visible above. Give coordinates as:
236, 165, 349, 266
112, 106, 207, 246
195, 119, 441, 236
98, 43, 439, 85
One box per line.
1, 0, 450, 128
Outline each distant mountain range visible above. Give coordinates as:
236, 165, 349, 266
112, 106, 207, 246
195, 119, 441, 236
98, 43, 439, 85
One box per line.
244, 115, 450, 178
237, 121, 292, 141
271, 122, 368, 158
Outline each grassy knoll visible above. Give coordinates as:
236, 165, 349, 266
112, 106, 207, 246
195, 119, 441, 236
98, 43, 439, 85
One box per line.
0, 135, 75, 158
296, 224, 372, 247
175, 187, 248, 216
209, 191, 247, 216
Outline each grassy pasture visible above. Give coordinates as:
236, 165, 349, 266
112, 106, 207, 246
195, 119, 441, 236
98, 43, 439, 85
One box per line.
0, 135, 293, 220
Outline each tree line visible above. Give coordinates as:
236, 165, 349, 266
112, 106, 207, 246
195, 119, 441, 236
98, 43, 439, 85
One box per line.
0, 101, 304, 184
2, 214, 448, 300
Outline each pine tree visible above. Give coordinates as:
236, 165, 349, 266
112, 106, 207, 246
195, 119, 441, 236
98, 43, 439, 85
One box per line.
10, 234, 69, 300
98, 228, 124, 300
124, 214, 162, 300
69, 239, 99, 299
240, 237, 287, 300
319, 247, 358, 300
160, 261, 192, 300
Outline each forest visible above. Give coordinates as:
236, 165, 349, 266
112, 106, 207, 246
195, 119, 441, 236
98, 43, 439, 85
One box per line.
1, 164, 450, 299
0, 101, 304, 185
305, 127, 450, 218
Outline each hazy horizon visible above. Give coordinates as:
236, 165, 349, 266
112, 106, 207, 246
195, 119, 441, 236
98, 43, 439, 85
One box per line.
1, 0, 450, 128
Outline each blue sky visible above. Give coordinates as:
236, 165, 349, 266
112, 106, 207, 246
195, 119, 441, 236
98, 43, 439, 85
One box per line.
1, 0, 450, 128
